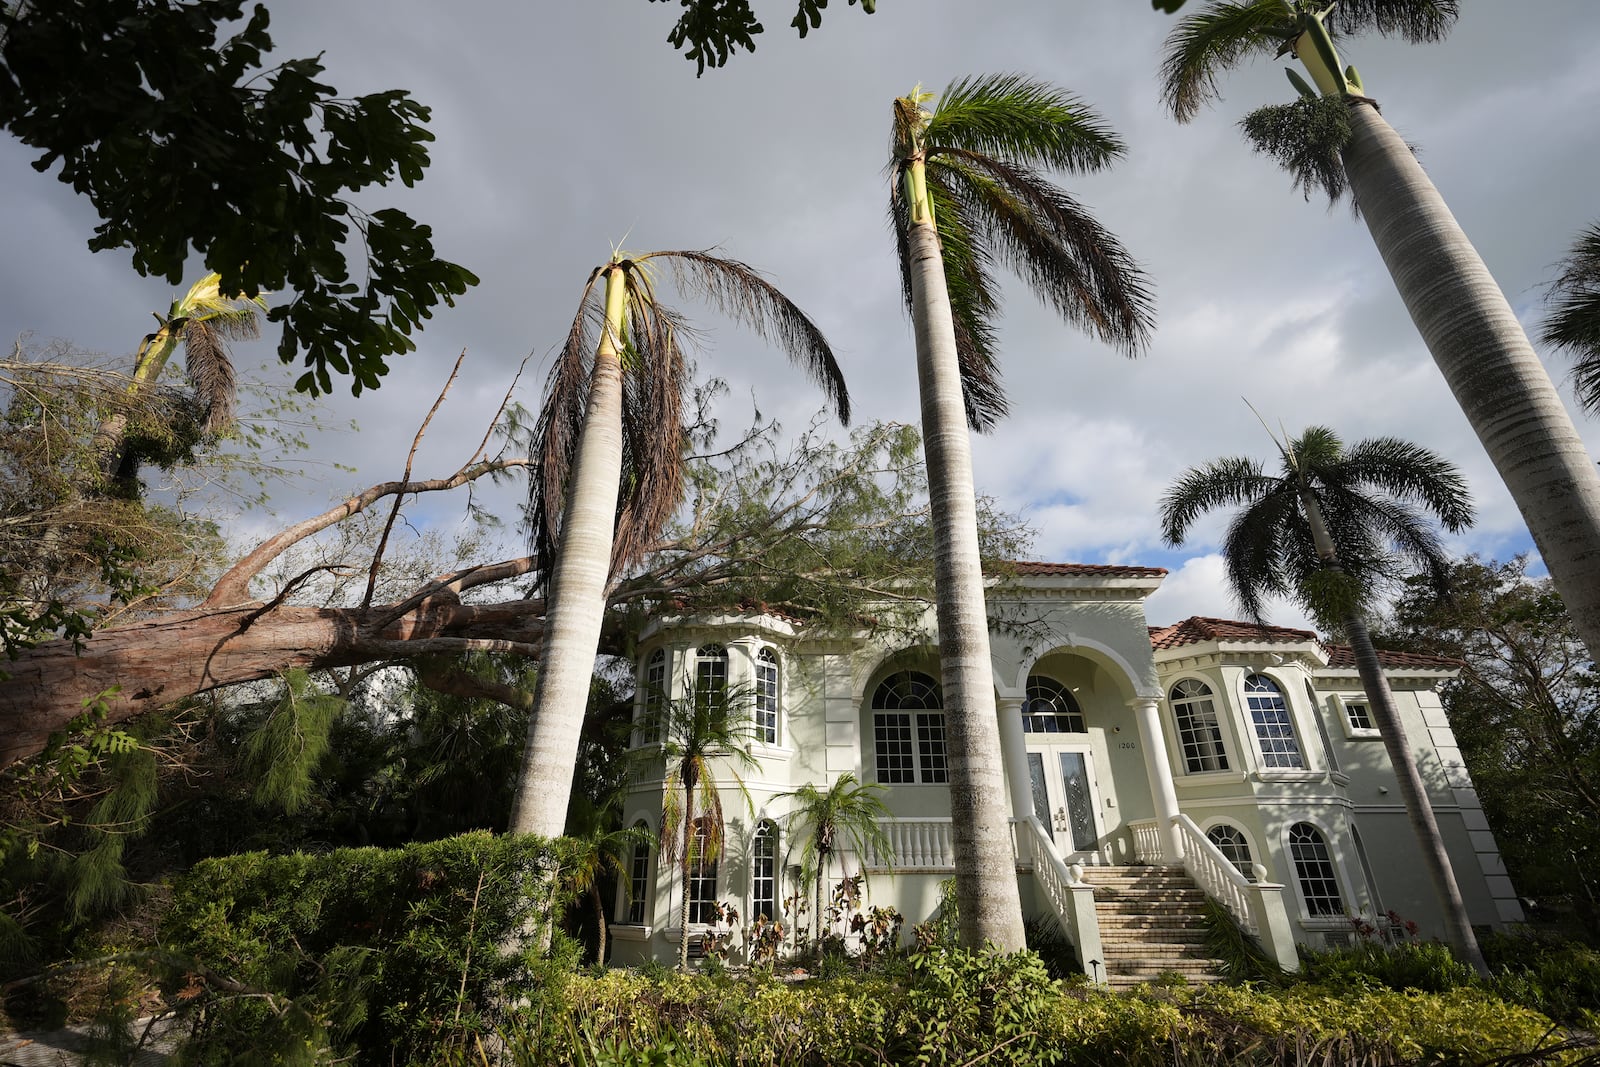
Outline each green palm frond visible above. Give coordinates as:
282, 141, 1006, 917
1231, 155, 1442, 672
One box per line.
1162, 423, 1473, 628
1323, 0, 1459, 43
1541, 222, 1600, 415
1162, 0, 1299, 122
924, 74, 1124, 174
1240, 96, 1353, 210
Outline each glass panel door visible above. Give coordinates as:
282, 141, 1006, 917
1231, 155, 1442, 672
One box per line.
1057, 751, 1099, 853
1027, 752, 1052, 841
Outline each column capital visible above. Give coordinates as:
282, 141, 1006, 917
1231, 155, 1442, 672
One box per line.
1125, 691, 1163, 709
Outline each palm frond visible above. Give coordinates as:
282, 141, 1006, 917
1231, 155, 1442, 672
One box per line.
1541, 222, 1600, 415
1161, 0, 1298, 122
612, 287, 690, 577
1239, 96, 1354, 210
925, 74, 1124, 175
1220, 487, 1299, 623
528, 268, 606, 584
181, 318, 239, 433
934, 148, 1154, 356
1159, 456, 1275, 544
1324, 0, 1459, 44
925, 174, 1008, 431
1335, 435, 1474, 531
652, 250, 850, 424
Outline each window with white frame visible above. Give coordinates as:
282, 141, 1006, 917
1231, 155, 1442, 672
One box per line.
639, 648, 667, 744
871, 671, 948, 784
1022, 675, 1085, 733
1289, 822, 1344, 916
1335, 694, 1380, 739
695, 644, 728, 723
755, 648, 780, 744
687, 818, 719, 924
751, 820, 778, 921
1205, 824, 1255, 882
623, 820, 651, 924
1244, 674, 1305, 769
1170, 678, 1229, 773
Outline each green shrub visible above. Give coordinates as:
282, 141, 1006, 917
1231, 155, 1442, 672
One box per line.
1483, 930, 1600, 1028
160, 831, 576, 1065
1298, 937, 1476, 994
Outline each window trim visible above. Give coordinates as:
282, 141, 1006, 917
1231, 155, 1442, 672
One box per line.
754, 646, 781, 746
1332, 693, 1381, 740
621, 819, 652, 925
637, 647, 668, 747
1021, 674, 1086, 734
686, 818, 719, 925
695, 643, 729, 723
751, 819, 779, 923
1286, 820, 1347, 921
1168, 676, 1231, 775
1203, 820, 1257, 882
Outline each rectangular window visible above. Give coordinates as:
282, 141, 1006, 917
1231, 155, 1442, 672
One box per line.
1345, 700, 1373, 731
640, 651, 666, 744
687, 823, 718, 924
755, 651, 779, 744
625, 832, 650, 924
874, 712, 916, 783
1175, 701, 1229, 773
916, 713, 949, 783
751, 826, 777, 922
1251, 706, 1305, 768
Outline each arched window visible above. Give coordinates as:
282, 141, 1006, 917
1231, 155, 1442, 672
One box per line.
871, 670, 947, 784
1171, 678, 1229, 773
1244, 674, 1304, 769
695, 644, 728, 722
1206, 824, 1255, 882
639, 648, 667, 744
623, 820, 651, 924
1022, 676, 1085, 733
755, 648, 780, 744
1289, 822, 1344, 916
751, 820, 779, 922
687, 818, 719, 924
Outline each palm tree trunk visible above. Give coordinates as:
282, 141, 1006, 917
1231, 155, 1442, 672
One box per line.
1341, 100, 1600, 670
814, 846, 828, 952
1343, 612, 1488, 975
590, 881, 609, 965
508, 267, 629, 839
1298, 489, 1487, 974
906, 209, 1026, 952
678, 783, 697, 971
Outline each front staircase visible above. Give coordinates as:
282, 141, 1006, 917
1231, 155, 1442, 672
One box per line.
1082, 865, 1225, 988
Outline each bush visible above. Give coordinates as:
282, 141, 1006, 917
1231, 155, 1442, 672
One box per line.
1297, 937, 1476, 994
159, 831, 577, 1065
1483, 930, 1600, 1028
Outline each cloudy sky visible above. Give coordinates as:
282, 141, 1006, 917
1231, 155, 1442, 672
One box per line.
4, 1, 1597, 630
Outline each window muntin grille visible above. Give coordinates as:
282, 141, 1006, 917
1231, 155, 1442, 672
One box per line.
640, 648, 666, 744
696, 644, 728, 722
755, 648, 779, 744
687, 819, 719, 924
871, 671, 946, 784
751, 820, 778, 922
1022, 675, 1085, 733
1170, 678, 1229, 773
625, 820, 650, 924
1344, 700, 1374, 732
1206, 823, 1255, 882
1289, 822, 1344, 916
1244, 674, 1304, 769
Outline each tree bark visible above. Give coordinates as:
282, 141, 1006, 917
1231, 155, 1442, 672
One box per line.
1342, 100, 1600, 670
0, 597, 548, 768
907, 215, 1026, 952
508, 267, 630, 839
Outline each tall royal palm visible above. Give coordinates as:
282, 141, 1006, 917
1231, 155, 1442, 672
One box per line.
1160, 425, 1487, 974
889, 75, 1154, 950
1542, 222, 1600, 417
1162, 0, 1600, 673
509, 251, 849, 840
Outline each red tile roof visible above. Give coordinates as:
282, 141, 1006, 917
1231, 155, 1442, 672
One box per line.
1324, 645, 1461, 670
999, 561, 1168, 578
1149, 616, 1318, 651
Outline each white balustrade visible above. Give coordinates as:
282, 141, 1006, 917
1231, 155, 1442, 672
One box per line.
865, 818, 955, 870
1127, 819, 1165, 864
1171, 813, 1256, 933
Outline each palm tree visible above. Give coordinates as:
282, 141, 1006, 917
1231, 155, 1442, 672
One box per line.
652, 690, 763, 970
1160, 425, 1487, 974
1542, 222, 1600, 416
888, 75, 1154, 950
1161, 0, 1600, 675
776, 772, 893, 950
93, 273, 265, 486
563, 818, 654, 966
508, 250, 849, 841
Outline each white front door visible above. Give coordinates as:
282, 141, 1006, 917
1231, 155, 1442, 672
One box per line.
1026, 745, 1105, 864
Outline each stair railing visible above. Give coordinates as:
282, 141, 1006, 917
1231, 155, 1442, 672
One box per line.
1021, 816, 1106, 984
1170, 813, 1300, 973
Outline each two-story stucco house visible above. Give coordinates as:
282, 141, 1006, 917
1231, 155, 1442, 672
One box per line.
607, 562, 1520, 983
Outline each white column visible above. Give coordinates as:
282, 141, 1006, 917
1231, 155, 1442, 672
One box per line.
1129, 695, 1183, 864
995, 696, 1035, 820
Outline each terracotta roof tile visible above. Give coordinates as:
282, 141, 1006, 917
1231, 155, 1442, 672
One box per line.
998, 560, 1168, 578
1325, 645, 1461, 670
1149, 616, 1318, 651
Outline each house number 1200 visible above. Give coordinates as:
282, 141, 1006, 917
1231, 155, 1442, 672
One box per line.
1118, 741, 1137, 750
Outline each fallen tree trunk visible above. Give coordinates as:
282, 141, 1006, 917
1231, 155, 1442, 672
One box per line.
0, 597, 548, 768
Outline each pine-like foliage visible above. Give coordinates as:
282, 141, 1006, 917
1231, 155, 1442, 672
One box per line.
238, 669, 344, 814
